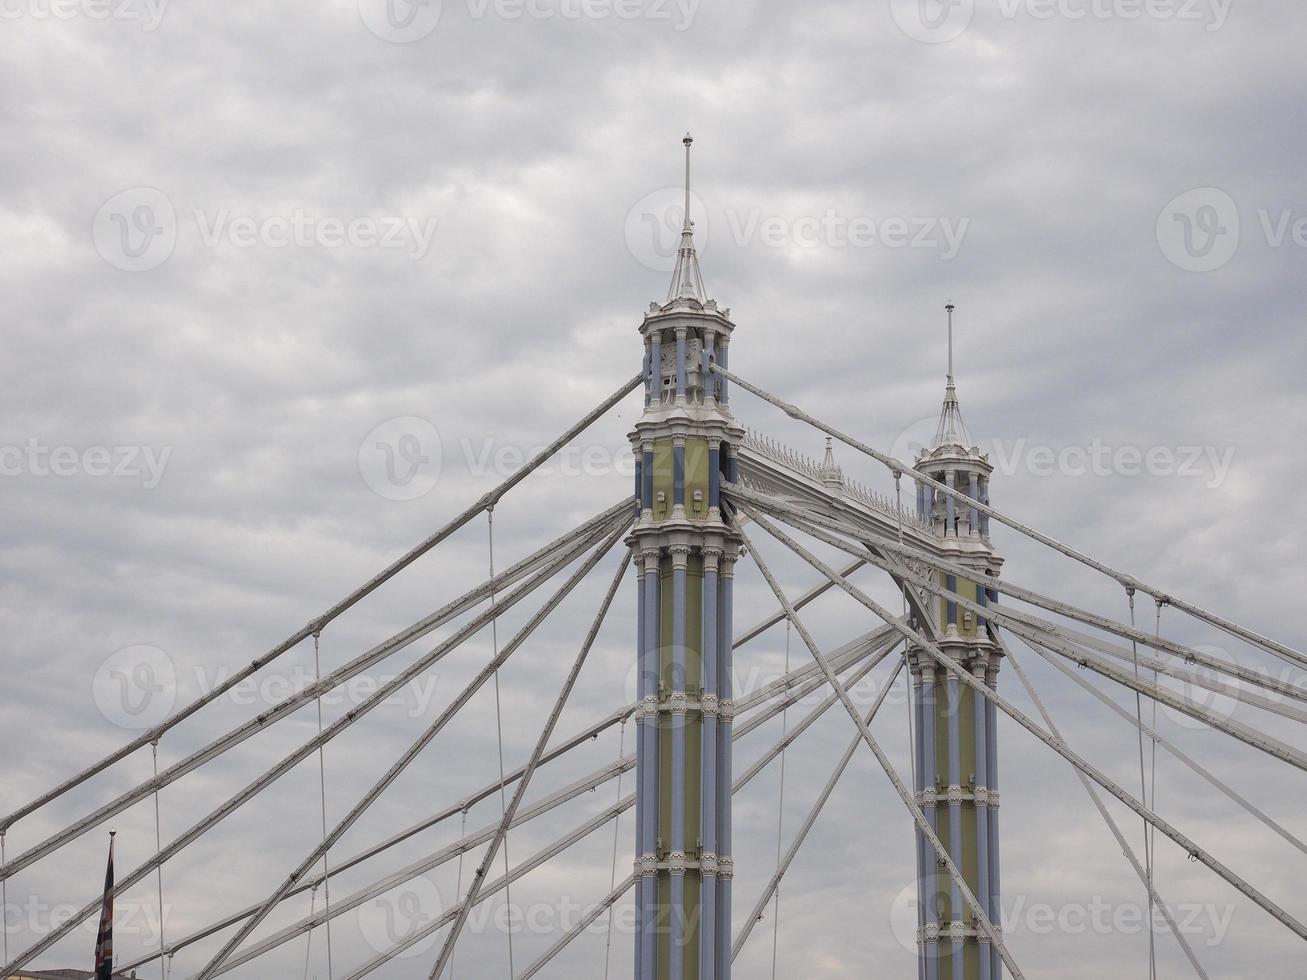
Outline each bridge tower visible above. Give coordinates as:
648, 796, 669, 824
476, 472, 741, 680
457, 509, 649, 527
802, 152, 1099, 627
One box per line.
911, 305, 1004, 980
629, 135, 743, 980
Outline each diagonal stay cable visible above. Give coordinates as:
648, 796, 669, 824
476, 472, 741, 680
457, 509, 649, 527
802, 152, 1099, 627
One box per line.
1003, 637, 1211, 980
2, 507, 627, 978
191, 519, 632, 980
428, 547, 633, 978
520, 874, 637, 980
733, 655, 906, 959
734, 518, 1025, 979
711, 363, 1307, 674
1, 374, 643, 835
0, 499, 633, 885
745, 495, 1307, 770
729, 482, 1306, 705
741, 503, 1307, 944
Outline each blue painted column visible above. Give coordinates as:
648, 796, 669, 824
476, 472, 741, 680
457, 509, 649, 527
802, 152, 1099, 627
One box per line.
716, 552, 736, 980
987, 666, 1002, 980
945, 471, 957, 537
700, 549, 721, 980
922, 666, 940, 980
669, 546, 690, 980
947, 672, 964, 980
651, 331, 664, 405
639, 549, 662, 980
968, 473, 980, 537
708, 440, 721, 519
676, 327, 688, 402
973, 663, 992, 980
635, 561, 647, 977
642, 443, 655, 520
703, 330, 716, 405
914, 663, 928, 980
673, 437, 686, 518
979, 478, 990, 537
644, 338, 654, 405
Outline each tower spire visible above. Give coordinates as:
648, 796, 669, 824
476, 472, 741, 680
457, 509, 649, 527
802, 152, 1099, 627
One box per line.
666, 132, 709, 305
932, 302, 972, 450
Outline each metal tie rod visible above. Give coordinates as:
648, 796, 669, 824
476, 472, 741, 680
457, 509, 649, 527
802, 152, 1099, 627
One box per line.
0, 499, 632, 884
742, 484, 1306, 704
191, 520, 631, 980
0, 509, 626, 977
0, 374, 642, 834
177, 625, 890, 977
741, 504, 1307, 944
736, 520, 1025, 980
711, 364, 1307, 673
744, 495, 1307, 772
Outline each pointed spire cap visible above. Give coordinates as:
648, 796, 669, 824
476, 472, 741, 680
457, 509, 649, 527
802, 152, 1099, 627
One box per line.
666, 132, 709, 305
931, 303, 974, 452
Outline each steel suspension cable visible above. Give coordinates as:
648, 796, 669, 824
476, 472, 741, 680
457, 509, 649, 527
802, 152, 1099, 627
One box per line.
200, 629, 896, 979
3, 509, 625, 978
1003, 639, 1211, 980
734, 657, 907, 960
1021, 632, 1307, 859
192, 520, 631, 980
603, 718, 628, 980
742, 503, 1307, 943
734, 519, 1025, 979
485, 507, 517, 979
0, 500, 633, 887
117, 628, 894, 975
744, 494, 1307, 768
1, 375, 643, 836
769, 619, 793, 980
429, 547, 633, 979
711, 364, 1307, 673
732, 485, 1306, 706
1128, 590, 1159, 980
310, 630, 334, 980
151, 740, 168, 980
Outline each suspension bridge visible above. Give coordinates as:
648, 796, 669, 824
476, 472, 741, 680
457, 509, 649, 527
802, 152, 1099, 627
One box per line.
2, 136, 1304, 980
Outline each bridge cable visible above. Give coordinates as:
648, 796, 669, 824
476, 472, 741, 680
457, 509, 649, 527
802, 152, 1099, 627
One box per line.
451, 807, 467, 980
486, 507, 517, 978
769, 619, 792, 979
741, 501, 1307, 943
300, 885, 318, 980
713, 364, 1306, 673
1003, 638, 1211, 979
311, 629, 335, 980
603, 718, 628, 980
1127, 589, 1159, 980
150, 740, 169, 980
0, 375, 643, 838
734, 515, 1024, 978
1, 833, 7, 965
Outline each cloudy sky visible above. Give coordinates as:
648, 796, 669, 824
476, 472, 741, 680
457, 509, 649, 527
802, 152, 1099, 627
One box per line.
2, 0, 1306, 977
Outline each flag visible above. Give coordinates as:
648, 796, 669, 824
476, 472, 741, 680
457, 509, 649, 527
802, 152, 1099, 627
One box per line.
93, 832, 115, 980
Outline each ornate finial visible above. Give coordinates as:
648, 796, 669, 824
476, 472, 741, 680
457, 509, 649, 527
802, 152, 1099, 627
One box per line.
945, 303, 956, 387
682, 132, 694, 233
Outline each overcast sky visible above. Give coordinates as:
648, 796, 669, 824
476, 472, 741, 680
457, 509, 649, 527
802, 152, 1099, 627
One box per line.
3, 1, 1306, 978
